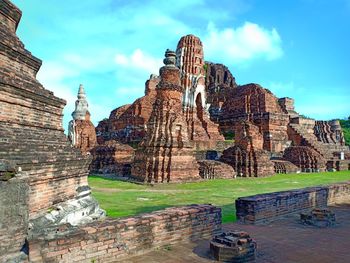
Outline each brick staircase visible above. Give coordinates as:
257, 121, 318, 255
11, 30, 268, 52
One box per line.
289, 123, 349, 160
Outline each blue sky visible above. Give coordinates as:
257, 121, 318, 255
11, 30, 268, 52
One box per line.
12, 0, 350, 131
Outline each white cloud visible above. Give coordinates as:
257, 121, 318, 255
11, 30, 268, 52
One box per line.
36, 61, 77, 104
62, 48, 118, 72
203, 22, 283, 66
36, 61, 79, 131
114, 49, 163, 75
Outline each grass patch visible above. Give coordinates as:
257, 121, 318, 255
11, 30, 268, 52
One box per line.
89, 171, 350, 223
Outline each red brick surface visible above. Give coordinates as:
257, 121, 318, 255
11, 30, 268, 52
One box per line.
29, 204, 222, 263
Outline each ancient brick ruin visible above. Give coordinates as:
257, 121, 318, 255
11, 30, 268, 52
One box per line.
220, 121, 275, 177
236, 181, 350, 224
132, 49, 201, 183
0, 1, 104, 260
176, 35, 224, 142
1, 0, 350, 261
210, 231, 257, 262
90, 31, 350, 180
29, 204, 221, 262
96, 75, 159, 144
0, 2, 225, 262
89, 140, 134, 176
68, 84, 97, 154
205, 62, 237, 123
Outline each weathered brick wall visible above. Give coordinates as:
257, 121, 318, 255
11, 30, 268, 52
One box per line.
28, 204, 222, 263
1, 0, 99, 221
90, 140, 135, 175
27, 167, 90, 216
236, 181, 350, 224
0, 176, 29, 262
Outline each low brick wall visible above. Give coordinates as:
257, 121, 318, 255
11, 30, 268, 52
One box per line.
236, 181, 350, 224
29, 204, 221, 262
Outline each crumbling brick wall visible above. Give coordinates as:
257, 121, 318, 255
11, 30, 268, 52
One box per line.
28, 204, 222, 263
236, 181, 350, 224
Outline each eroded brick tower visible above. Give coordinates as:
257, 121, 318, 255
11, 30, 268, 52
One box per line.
132, 49, 200, 183
176, 35, 223, 141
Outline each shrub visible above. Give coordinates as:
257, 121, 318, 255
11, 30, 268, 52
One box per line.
339, 119, 350, 146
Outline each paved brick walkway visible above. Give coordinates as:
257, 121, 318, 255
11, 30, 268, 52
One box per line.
124, 203, 350, 263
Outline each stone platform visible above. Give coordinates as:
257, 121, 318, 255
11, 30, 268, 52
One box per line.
126, 203, 350, 263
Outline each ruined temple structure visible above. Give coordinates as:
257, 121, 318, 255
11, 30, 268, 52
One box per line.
96, 74, 159, 144
176, 35, 224, 142
220, 122, 275, 177
89, 140, 134, 176
68, 84, 97, 154
92, 76, 159, 175
218, 82, 350, 176
97, 35, 225, 145
96, 33, 349, 179
204, 62, 237, 123
0, 1, 104, 261
132, 50, 201, 183
284, 116, 350, 171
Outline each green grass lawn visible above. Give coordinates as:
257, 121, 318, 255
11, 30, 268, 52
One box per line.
89, 171, 350, 223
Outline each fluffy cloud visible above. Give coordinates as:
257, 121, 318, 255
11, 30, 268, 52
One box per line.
203, 22, 283, 65
36, 61, 77, 105
115, 49, 163, 75
36, 62, 78, 131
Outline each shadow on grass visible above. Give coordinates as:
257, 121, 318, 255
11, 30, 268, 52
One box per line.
133, 205, 172, 215
89, 174, 149, 186
105, 205, 172, 218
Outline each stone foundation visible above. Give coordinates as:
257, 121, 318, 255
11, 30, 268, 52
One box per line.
90, 140, 135, 176
236, 181, 350, 224
327, 160, 350, 171
28, 204, 222, 263
0, 174, 29, 262
210, 231, 257, 262
198, 160, 236, 179
272, 159, 299, 174
300, 208, 336, 228
283, 146, 326, 172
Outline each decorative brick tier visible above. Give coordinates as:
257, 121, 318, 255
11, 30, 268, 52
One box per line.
89, 140, 135, 175
198, 160, 236, 179
28, 204, 222, 263
132, 50, 201, 183
236, 181, 350, 224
